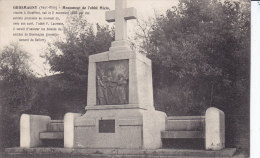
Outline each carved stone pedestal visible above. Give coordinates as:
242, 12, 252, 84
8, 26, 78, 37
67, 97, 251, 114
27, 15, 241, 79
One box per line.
74, 106, 166, 149
72, 44, 166, 149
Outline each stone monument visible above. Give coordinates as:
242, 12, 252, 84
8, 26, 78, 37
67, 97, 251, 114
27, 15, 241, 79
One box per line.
18, 0, 226, 153
69, 0, 167, 149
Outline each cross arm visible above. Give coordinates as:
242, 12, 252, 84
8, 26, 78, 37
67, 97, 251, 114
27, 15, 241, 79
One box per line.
105, 7, 137, 23
124, 7, 137, 20
105, 10, 116, 22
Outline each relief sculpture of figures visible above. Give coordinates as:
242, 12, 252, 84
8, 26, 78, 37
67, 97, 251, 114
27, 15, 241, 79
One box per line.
97, 76, 107, 105
116, 74, 128, 104
96, 60, 129, 105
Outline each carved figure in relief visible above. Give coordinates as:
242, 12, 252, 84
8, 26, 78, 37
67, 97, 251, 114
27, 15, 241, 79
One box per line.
116, 74, 128, 104
97, 76, 107, 105
106, 69, 117, 104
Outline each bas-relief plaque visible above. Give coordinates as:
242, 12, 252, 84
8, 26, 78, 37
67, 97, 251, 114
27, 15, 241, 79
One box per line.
96, 60, 129, 105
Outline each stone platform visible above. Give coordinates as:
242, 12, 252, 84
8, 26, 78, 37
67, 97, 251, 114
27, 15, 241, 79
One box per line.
5, 147, 238, 158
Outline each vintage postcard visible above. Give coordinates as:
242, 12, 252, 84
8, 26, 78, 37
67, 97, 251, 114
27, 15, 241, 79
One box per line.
0, 0, 255, 157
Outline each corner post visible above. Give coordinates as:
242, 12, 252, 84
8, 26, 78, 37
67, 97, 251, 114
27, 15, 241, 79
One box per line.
20, 114, 51, 148
64, 113, 81, 148
205, 107, 225, 150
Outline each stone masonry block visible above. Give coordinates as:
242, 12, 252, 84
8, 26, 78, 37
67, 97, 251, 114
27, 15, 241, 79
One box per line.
142, 110, 166, 149
20, 114, 51, 148
205, 107, 225, 150
64, 113, 81, 148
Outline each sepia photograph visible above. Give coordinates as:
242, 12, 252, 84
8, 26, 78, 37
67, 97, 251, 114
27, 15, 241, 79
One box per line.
0, 0, 256, 157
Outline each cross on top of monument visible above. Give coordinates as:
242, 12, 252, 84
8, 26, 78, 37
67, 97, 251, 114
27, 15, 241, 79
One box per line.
105, 0, 137, 41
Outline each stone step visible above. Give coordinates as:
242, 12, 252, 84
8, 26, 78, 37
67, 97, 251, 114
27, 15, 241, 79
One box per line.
166, 116, 205, 131
50, 120, 64, 123
5, 147, 238, 157
167, 116, 205, 120
161, 131, 204, 139
40, 132, 64, 140
47, 122, 64, 132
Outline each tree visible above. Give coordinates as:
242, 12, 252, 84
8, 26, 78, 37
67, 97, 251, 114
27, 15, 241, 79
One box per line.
136, 0, 250, 116
0, 43, 35, 147
0, 43, 32, 78
134, 0, 250, 150
0, 42, 35, 113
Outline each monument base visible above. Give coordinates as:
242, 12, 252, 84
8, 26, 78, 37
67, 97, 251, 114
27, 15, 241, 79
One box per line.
5, 147, 238, 157
73, 105, 166, 149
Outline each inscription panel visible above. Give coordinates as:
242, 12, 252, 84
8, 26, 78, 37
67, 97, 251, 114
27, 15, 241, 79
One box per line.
99, 120, 115, 133
96, 60, 129, 105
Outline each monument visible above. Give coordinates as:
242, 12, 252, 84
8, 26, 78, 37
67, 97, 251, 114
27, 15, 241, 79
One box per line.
68, 0, 167, 149
16, 0, 228, 155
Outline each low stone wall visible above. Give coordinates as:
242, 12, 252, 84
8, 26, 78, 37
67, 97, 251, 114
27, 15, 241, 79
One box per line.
163, 107, 225, 151
20, 114, 51, 148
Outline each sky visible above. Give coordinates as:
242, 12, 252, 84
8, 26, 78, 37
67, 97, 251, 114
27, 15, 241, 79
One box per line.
0, 0, 178, 76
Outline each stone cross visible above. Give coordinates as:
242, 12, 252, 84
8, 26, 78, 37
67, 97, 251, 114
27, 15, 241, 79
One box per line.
105, 0, 137, 41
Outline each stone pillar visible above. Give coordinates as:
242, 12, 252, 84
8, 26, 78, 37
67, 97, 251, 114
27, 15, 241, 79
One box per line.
64, 113, 81, 148
142, 110, 166, 149
205, 107, 225, 150
20, 114, 51, 148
